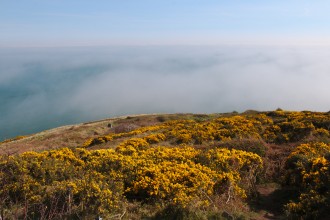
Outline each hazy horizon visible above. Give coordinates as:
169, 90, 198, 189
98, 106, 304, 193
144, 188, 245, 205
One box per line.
1, 45, 330, 140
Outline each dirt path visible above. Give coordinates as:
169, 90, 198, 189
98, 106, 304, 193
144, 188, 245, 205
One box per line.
250, 183, 288, 220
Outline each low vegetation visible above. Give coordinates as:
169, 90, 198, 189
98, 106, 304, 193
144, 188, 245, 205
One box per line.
1, 110, 330, 219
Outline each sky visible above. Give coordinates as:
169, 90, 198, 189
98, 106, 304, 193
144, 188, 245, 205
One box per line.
1, 0, 330, 47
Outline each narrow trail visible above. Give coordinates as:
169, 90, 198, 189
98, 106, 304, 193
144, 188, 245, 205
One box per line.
251, 183, 288, 220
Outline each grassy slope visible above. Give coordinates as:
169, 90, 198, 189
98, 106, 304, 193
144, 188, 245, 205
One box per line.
1, 110, 330, 219
0, 114, 162, 154
0, 113, 222, 155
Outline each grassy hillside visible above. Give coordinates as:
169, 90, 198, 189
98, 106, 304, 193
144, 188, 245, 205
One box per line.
1, 110, 330, 219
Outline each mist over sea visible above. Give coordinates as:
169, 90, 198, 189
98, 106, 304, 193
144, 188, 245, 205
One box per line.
1, 45, 330, 140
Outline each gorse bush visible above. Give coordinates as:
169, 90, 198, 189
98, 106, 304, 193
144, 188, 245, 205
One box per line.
284, 142, 330, 219
0, 145, 263, 219
83, 111, 330, 149
1, 110, 330, 219
0, 149, 125, 219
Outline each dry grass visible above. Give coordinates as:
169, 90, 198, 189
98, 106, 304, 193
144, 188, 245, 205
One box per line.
0, 113, 187, 155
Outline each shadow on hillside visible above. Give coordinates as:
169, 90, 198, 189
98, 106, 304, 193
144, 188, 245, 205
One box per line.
248, 184, 299, 220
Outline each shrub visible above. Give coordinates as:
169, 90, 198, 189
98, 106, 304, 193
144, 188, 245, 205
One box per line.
284, 142, 330, 219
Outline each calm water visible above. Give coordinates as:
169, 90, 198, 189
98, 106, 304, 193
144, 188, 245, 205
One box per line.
1, 45, 330, 140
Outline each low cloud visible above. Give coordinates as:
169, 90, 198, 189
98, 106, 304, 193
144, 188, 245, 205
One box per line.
1, 45, 330, 140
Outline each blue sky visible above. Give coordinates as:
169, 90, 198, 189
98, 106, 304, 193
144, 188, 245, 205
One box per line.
1, 0, 330, 46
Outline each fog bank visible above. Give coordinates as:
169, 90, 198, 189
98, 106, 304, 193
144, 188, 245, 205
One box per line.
1, 45, 330, 140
